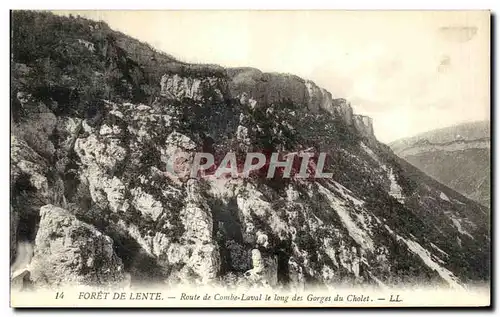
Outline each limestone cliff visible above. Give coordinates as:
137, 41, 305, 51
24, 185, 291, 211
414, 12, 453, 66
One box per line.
390, 121, 490, 207
29, 205, 125, 287
353, 115, 374, 139
10, 11, 489, 291
226, 67, 364, 136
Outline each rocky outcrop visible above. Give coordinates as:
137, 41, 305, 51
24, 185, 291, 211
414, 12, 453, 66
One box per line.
390, 121, 490, 152
243, 249, 278, 288
10, 11, 490, 292
160, 73, 229, 103
159, 67, 374, 142
353, 114, 375, 139
228, 68, 306, 109
227, 67, 365, 135
29, 205, 125, 287
393, 139, 490, 157
10, 208, 19, 261
390, 121, 490, 207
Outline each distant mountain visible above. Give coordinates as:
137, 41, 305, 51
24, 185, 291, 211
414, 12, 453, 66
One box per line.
390, 121, 490, 207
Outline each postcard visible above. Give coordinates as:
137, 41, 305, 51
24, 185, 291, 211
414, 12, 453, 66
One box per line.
10, 10, 491, 308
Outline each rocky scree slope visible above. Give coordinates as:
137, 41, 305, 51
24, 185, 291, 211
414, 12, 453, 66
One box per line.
10, 11, 490, 290
390, 121, 490, 207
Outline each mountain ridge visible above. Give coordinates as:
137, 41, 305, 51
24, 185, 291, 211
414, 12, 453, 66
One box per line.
389, 121, 490, 207
390, 121, 490, 152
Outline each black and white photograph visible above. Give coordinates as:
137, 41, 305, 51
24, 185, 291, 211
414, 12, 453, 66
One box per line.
9, 9, 491, 308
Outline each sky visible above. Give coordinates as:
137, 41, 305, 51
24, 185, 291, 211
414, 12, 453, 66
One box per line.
53, 10, 490, 143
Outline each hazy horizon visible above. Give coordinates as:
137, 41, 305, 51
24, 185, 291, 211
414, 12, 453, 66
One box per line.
51, 10, 491, 143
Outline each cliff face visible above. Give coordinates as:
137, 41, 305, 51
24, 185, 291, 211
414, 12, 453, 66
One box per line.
226, 68, 363, 133
160, 67, 370, 140
160, 73, 229, 104
390, 122, 491, 207
10, 11, 489, 290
